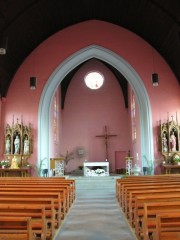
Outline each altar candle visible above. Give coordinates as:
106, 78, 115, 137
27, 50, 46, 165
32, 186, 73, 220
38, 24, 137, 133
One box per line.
136, 153, 139, 161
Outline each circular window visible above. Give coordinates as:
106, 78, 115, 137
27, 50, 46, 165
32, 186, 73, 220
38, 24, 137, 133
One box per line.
84, 72, 104, 90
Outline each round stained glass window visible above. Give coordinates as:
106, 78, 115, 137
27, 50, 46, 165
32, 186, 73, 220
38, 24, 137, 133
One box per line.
84, 72, 104, 90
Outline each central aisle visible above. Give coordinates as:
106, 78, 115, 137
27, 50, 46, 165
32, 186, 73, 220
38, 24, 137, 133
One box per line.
54, 176, 137, 240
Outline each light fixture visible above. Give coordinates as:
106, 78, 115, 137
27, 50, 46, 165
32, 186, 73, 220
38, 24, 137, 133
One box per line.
152, 73, 159, 87
30, 77, 37, 90
0, 36, 8, 55
151, 49, 159, 87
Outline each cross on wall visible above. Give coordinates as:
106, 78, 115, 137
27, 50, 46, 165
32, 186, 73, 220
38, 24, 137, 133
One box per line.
96, 125, 117, 161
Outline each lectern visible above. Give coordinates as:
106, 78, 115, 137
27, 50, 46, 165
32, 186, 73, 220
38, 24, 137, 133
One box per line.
50, 158, 65, 176
125, 157, 133, 175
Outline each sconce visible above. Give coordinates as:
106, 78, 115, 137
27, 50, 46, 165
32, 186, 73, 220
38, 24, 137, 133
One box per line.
0, 36, 8, 55
151, 73, 159, 87
30, 77, 37, 90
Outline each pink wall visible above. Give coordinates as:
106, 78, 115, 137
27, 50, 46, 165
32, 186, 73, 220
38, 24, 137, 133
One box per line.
1, 20, 179, 173
61, 59, 130, 172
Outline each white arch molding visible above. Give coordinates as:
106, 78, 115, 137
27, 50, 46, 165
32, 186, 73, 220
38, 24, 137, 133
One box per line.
38, 45, 154, 172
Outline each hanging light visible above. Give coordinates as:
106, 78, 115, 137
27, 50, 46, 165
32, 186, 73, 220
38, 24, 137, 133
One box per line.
152, 73, 159, 87
151, 48, 159, 87
30, 76, 37, 90
0, 36, 8, 55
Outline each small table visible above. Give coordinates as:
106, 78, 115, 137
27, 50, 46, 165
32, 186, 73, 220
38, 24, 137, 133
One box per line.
0, 167, 31, 177
162, 164, 180, 174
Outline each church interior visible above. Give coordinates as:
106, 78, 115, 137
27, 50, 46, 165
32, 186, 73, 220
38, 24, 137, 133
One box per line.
0, 1, 180, 239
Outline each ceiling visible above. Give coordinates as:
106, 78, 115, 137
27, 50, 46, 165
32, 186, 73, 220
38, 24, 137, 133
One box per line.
0, 0, 179, 100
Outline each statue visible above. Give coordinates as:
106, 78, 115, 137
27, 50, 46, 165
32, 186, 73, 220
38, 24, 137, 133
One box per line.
170, 131, 176, 152
162, 133, 168, 152
5, 137, 11, 154
10, 156, 19, 169
14, 135, 20, 154
23, 137, 29, 155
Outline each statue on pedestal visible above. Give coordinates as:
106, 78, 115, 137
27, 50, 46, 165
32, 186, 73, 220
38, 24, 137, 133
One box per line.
10, 156, 19, 169
170, 131, 176, 152
162, 133, 168, 152
5, 137, 11, 154
14, 135, 20, 154
23, 136, 29, 155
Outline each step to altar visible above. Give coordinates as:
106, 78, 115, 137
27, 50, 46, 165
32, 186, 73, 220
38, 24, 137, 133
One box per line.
68, 175, 123, 196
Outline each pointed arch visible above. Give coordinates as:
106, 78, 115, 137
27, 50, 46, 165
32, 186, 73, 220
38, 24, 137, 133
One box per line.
38, 45, 154, 171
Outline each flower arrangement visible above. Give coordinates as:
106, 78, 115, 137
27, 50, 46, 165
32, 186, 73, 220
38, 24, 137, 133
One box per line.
173, 154, 180, 164
0, 160, 10, 168
85, 168, 106, 176
95, 168, 105, 175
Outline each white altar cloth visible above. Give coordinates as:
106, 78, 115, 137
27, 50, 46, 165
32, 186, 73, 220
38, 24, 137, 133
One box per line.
83, 162, 109, 176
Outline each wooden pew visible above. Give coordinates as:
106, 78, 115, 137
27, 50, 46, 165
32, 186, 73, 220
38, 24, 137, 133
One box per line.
0, 178, 76, 204
123, 184, 180, 218
0, 204, 46, 240
0, 192, 62, 228
155, 212, 180, 240
14, 177, 76, 202
0, 178, 76, 221
0, 177, 76, 239
0, 197, 55, 239
116, 175, 180, 199
116, 175, 180, 240
116, 175, 180, 201
0, 216, 32, 240
0, 186, 69, 217
142, 201, 180, 240
133, 193, 180, 237
121, 181, 180, 208
127, 188, 180, 226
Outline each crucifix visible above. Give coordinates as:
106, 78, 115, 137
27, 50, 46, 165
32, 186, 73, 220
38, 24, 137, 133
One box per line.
96, 125, 117, 161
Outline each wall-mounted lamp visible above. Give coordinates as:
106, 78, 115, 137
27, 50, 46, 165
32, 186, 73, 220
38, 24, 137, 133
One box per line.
151, 73, 159, 87
30, 76, 37, 90
0, 36, 8, 55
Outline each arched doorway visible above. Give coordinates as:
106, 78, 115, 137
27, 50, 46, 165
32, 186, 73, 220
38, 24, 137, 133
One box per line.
38, 45, 154, 171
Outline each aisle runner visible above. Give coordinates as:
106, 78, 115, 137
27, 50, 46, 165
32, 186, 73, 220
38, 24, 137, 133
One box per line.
54, 177, 137, 240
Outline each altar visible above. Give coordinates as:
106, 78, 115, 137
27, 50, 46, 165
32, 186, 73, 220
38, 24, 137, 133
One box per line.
83, 162, 109, 176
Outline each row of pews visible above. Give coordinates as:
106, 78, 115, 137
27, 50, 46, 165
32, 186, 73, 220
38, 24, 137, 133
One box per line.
0, 176, 76, 240
116, 174, 180, 240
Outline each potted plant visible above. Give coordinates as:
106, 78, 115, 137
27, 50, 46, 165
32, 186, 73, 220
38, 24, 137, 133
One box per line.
173, 154, 180, 165
0, 160, 10, 168
60, 150, 74, 173
143, 155, 153, 175
34, 158, 48, 176
78, 165, 83, 170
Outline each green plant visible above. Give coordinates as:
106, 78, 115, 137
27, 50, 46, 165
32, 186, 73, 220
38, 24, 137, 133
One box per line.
60, 150, 74, 166
34, 158, 48, 176
174, 155, 180, 163
0, 160, 10, 168
143, 155, 153, 175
